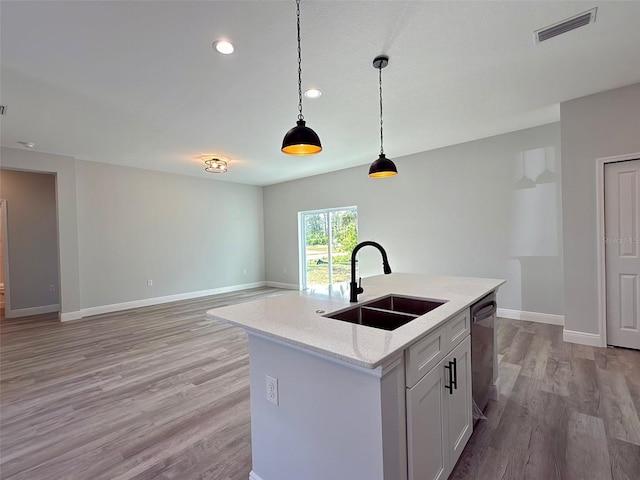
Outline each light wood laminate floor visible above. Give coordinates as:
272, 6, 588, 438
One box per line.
452, 318, 640, 480
1, 289, 639, 479
0, 287, 287, 480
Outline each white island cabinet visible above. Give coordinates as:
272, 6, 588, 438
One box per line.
406, 317, 472, 480
207, 273, 504, 480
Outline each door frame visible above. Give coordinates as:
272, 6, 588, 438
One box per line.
596, 151, 640, 347
298, 206, 357, 290
0, 199, 11, 316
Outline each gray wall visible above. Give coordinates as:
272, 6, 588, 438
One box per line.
0, 169, 59, 310
264, 123, 563, 316
76, 160, 265, 309
0, 147, 265, 317
561, 83, 640, 335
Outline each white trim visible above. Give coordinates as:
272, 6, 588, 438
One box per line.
265, 281, 299, 290
563, 329, 603, 347
298, 211, 304, 291
60, 310, 82, 322
6, 304, 59, 318
249, 471, 265, 480
380, 351, 405, 376
76, 281, 267, 320
0, 199, 12, 317
596, 152, 640, 348
497, 308, 564, 326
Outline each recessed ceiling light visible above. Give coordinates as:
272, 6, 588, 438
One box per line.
17, 141, 35, 148
213, 40, 234, 55
304, 89, 322, 99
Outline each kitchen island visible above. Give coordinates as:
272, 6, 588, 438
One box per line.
207, 273, 504, 480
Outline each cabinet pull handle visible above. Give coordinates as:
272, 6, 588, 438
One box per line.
451, 357, 458, 390
444, 362, 453, 395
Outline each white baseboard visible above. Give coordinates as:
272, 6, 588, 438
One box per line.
497, 308, 564, 326
265, 281, 299, 290
249, 471, 265, 480
60, 310, 83, 322
563, 329, 604, 347
498, 309, 605, 347
5, 304, 59, 318
69, 282, 267, 321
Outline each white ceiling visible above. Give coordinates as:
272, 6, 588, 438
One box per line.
1, 1, 639, 186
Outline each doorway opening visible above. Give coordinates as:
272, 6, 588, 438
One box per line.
0, 170, 60, 319
299, 207, 358, 289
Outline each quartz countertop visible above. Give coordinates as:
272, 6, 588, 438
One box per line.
206, 273, 505, 369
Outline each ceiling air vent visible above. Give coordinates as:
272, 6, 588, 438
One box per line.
534, 7, 597, 44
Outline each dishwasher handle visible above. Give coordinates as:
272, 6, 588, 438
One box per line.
473, 301, 497, 322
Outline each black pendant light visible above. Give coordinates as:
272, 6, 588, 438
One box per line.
281, 0, 322, 156
369, 55, 398, 178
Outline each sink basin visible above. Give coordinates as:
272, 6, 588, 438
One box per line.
324, 294, 447, 331
364, 294, 445, 316
326, 306, 417, 331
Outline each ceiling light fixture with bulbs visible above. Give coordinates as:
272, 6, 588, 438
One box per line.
204, 157, 228, 174
368, 55, 398, 178
281, 0, 322, 156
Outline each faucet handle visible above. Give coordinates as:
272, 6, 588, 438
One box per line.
357, 277, 364, 294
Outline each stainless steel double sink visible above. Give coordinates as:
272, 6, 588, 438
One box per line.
324, 294, 447, 331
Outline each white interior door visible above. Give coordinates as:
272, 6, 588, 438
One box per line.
605, 159, 640, 349
0, 199, 7, 313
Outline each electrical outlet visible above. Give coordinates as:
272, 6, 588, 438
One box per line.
266, 375, 279, 405
49, 284, 56, 292
243, 269, 247, 275
147, 279, 153, 287
283, 268, 287, 275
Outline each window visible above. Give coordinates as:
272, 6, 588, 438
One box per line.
299, 207, 358, 289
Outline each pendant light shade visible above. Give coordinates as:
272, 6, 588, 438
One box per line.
369, 154, 398, 178
281, 0, 321, 156
281, 119, 322, 155
536, 148, 556, 184
515, 154, 535, 189
369, 55, 397, 178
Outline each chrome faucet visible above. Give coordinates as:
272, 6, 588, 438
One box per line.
350, 241, 392, 302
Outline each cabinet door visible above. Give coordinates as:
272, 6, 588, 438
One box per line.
406, 324, 447, 388
445, 308, 470, 352
406, 363, 447, 480
444, 336, 472, 473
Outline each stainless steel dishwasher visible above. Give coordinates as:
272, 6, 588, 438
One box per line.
471, 291, 497, 413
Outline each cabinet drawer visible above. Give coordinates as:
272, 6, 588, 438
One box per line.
445, 308, 470, 352
405, 325, 446, 388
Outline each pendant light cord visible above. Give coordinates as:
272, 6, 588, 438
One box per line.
379, 65, 384, 156
296, 0, 304, 121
